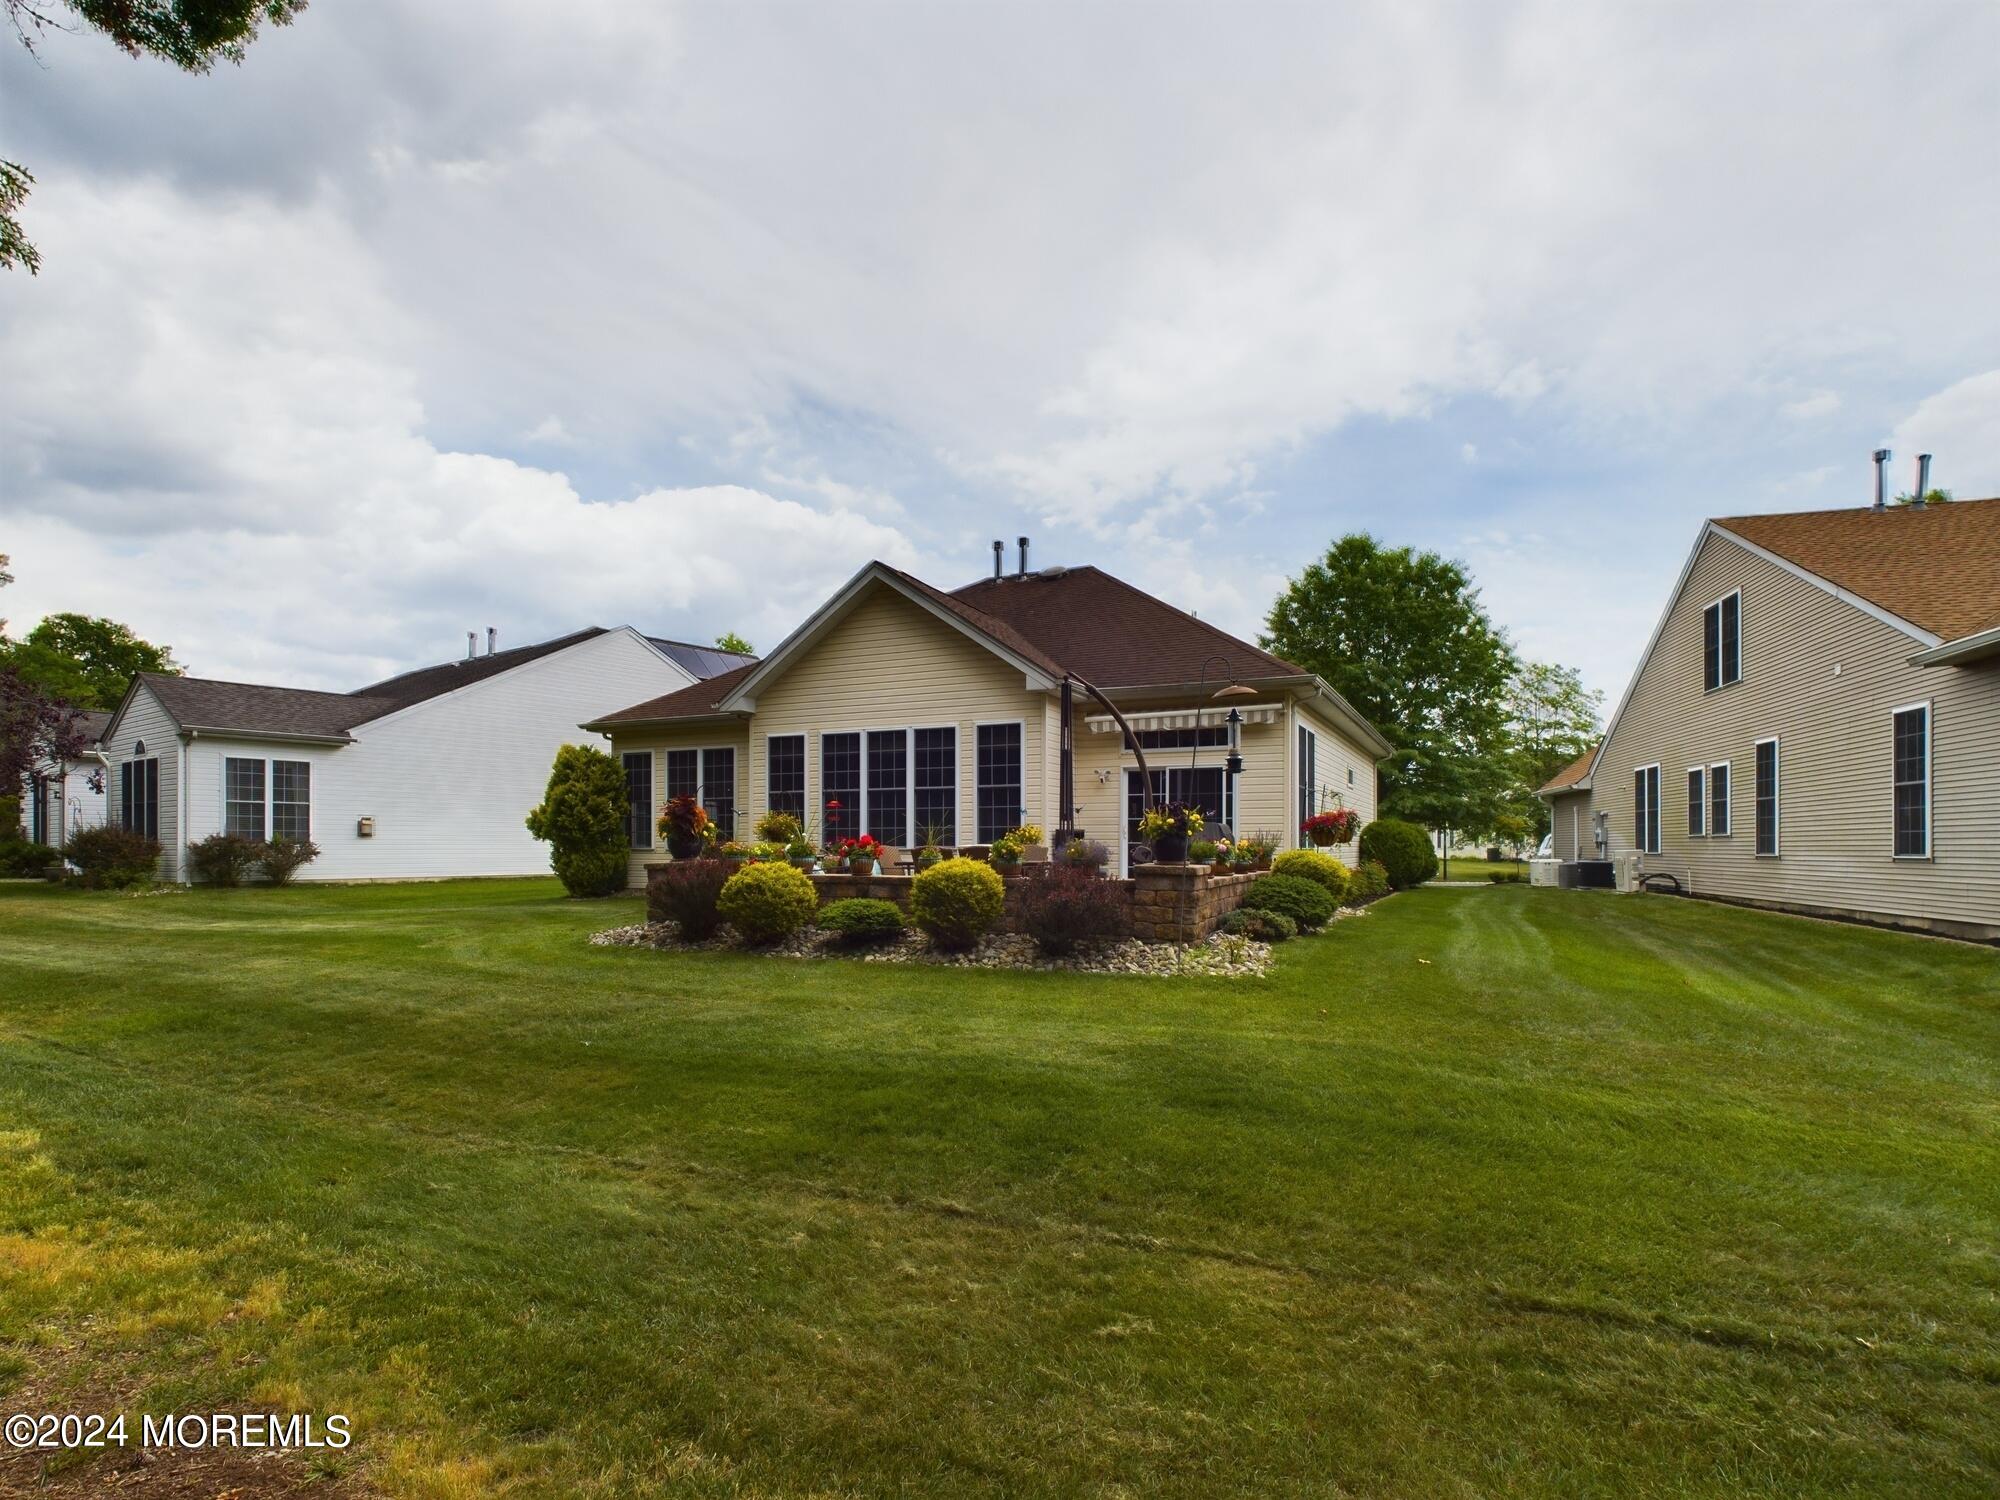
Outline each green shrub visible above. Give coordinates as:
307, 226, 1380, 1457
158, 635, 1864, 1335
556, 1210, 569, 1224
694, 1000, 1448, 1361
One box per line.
1345, 859, 1391, 906
1221, 907, 1297, 943
1270, 849, 1348, 903
525, 744, 629, 897
0, 837, 53, 877
650, 858, 731, 939
259, 837, 321, 885
910, 856, 1005, 951
816, 898, 905, 948
1240, 873, 1335, 931
1015, 865, 1129, 955
717, 861, 817, 945
1358, 818, 1437, 889
61, 824, 160, 888
188, 831, 264, 886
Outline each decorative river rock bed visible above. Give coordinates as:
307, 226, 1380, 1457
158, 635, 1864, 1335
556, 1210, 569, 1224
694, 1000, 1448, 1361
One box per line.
588, 904, 1368, 977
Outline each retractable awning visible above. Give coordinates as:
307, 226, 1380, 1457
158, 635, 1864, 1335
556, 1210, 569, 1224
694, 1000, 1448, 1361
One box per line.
1083, 703, 1282, 732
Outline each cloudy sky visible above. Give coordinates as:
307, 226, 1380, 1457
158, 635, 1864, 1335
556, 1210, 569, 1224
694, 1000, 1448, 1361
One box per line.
2, 1, 1996, 703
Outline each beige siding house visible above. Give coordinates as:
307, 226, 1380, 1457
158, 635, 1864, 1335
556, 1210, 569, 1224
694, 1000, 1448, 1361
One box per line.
588, 555, 1393, 888
1540, 497, 2000, 941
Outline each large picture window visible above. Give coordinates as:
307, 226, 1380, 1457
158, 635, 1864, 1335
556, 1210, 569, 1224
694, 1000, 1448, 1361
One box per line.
1703, 591, 1742, 691
1893, 704, 1930, 858
975, 723, 1023, 842
1754, 738, 1779, 857
820, 732, 861, 844
664, 748, 697, 805
224, 756, 266, 839
866, 730, 909, 847
120, 757, 159, 841
766, 735, 806, 826
913, 727, 956, 844
1709, 761, 1731, 838
622, 751, 652, 849
271, 760, 311, 842
1632, 764, 1661, 855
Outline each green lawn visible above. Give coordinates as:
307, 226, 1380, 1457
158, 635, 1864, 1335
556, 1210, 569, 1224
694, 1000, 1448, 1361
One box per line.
1, 879, 1996, 1498
1443, 854, 1528, 880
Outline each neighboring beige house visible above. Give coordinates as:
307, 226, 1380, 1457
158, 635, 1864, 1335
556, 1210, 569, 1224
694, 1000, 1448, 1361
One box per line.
1539, 496, 2000, 941
587, 551, 1394, 887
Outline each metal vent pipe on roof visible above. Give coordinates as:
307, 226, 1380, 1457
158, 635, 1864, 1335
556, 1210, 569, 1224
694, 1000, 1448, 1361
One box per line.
487, 627, 498, 656
466, 630, 477, 661
1914, 453, 1932, 508
1873, 448, 1890, 510
1017, 535, 1030, 577
992, 539, 1004, 580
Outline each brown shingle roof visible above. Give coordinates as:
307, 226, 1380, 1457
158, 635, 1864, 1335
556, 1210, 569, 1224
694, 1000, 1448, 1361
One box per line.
948, 565, 1305, 688
351, 627, 610, 707
1537, 743, 1599, 795
140, 673, 395, 741
587, 661, 758, 726
1715, 496, 2000, 643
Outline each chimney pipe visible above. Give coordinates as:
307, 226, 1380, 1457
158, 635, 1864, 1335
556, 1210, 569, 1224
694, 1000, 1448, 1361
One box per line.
992, 539, 1004, 581
465, 631, 476, 661
1913, 453, 1932, 508
1017, 535, 1029, 578
1872, 448, 1890, 510
486, 626, 497, 656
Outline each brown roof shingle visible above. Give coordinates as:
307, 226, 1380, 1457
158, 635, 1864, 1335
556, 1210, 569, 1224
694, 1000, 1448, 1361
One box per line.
587, 661, 758, 726
1715, 496, 2000, 643
141, 673, 395, 740
948, 565, 1304, 689
1537, 743, 1599, 795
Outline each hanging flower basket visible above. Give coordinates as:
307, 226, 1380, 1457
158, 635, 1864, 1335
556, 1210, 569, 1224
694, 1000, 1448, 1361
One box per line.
1302, 808, 1359, 847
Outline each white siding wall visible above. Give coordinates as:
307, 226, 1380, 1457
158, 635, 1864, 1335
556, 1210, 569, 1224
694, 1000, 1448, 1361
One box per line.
178, 630, 691, 882
97, 681, 183, 879
1583, 530, 2000, 932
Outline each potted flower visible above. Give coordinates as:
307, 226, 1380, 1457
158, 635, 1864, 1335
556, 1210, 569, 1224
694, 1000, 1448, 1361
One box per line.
1189, 838, 1218, 870
989, 830, 1025, 876
913, 820, 949, 872
717, 839, 756, 866
756, 809, 804, 845
1301, 808, 1359, 848
834, 834, 883, 875
658, 794, 714, 860
745, 841, 786, 865
1137, 802, 1204, 863
787, 837, 818, 871
1060, 837, 1108, 874
1237, 834, 1274, 871
914, 845, 944, 872
1013, 822, 1048, 864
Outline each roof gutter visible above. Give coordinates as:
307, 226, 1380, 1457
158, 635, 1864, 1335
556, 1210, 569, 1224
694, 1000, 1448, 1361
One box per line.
177, 725, 355, 746
579, 710, 748, 734
1909, 623, 2000, 668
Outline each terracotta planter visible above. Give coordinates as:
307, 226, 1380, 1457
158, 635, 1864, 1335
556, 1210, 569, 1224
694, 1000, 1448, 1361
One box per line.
994, 861, 1022, 879
1210, 860, 1231, 877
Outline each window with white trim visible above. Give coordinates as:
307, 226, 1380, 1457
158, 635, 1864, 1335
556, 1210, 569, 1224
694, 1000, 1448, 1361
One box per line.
1297, 724, 1318, 840
700, 747, 736, 842
913, 727, 956, 844
1703, 591, 1742, 691
224, 757, 266, 839
766, 735, 805, 825
120, 757, 159, 840
622, 751, 652, 849
665, 748, 697, 804
866, 730, 909, 847
1754, 738, 1779, 857
271, 760, 311, 842
1892, 705, 1930, 858
1686, 767, 1705, 837
1632, 764, 1661, 854
820, 733, 861, 844
1709, 761, 1731, 837
975, 723, 1023, 842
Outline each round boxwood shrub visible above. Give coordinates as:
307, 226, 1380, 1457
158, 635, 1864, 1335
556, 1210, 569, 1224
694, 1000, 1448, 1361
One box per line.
817, 897, 905, 948
1345, 858, 1391, 906
1358, 818, 1437, 890
1270, 849, 1348, 904
717, 860, 818, 945
1220, 907, 1297, 943
909, 856, 1005, 951
1239, 873, 1335, 932
187, 831, 264, 886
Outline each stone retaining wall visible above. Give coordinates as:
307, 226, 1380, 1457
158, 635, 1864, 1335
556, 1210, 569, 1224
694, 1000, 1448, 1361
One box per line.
645, 861, 1261, 945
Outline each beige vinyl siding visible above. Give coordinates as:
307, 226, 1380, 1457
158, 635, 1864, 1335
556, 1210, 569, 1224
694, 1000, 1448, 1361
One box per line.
741, 584, 1050, 851
604, 725, 749, 889
1548, 789, 1595, 862
100, 681, 182, 880
1590, 528, 2000, 930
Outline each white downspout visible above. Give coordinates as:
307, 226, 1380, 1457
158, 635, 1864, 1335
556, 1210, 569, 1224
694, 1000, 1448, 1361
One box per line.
178, 733, 192, 883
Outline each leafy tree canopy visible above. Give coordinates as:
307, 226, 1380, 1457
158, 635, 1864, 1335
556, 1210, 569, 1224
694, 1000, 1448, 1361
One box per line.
3, 0, 304, 273
1263, 534, 1518, 834
714, 631, 754, 655
1, 612, 179, 709
1501, 659, 1602, 841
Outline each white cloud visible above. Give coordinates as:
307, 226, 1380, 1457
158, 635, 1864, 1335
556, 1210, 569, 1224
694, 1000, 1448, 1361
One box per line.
1891, 371, 2000, 500
1780, 391, 1841, 421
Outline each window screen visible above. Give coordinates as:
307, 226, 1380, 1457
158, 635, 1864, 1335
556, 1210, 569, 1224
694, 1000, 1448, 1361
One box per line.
1893, 707, 1929, 857
224, 757, 266, 839
271, 760, 311, 842
1754, 740, 1779, 857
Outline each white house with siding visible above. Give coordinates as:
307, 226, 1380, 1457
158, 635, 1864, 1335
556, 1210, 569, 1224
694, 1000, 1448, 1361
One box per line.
95, 627, 735, 882
1540, 494, 2000, 942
